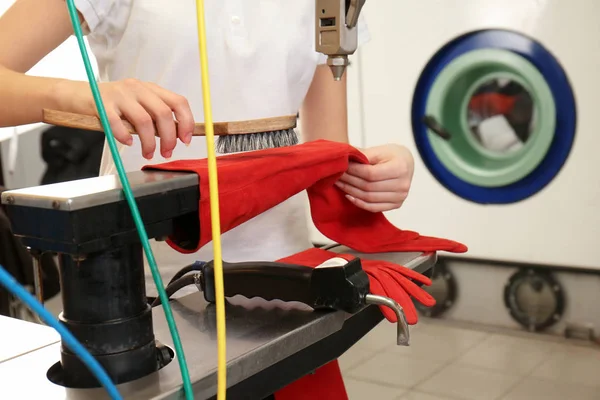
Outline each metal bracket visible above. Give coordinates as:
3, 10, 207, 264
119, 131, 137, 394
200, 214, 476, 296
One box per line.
346, 0, 366, 28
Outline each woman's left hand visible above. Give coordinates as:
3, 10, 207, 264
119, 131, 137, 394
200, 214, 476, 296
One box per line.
335, 144, 415, 212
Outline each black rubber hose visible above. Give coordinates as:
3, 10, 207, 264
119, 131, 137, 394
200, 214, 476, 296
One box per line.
151, 274, 198, 308
167, 261, 205, 286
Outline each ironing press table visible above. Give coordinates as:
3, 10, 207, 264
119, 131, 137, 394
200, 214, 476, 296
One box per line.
0, 170, 436, 399
0, 249, 435, 400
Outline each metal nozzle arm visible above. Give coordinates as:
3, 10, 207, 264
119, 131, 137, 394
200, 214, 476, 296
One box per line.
346, 0, 366, 28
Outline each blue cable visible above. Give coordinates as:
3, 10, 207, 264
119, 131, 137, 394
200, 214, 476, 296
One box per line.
0, 264, 122, 400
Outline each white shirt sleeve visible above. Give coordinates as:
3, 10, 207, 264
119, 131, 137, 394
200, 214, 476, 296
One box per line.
72, 0, 130, 37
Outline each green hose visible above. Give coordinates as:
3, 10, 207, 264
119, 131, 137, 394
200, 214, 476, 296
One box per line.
64, 1, 194, 398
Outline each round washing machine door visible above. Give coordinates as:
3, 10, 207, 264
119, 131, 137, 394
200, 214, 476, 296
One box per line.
412, 30, 577, 204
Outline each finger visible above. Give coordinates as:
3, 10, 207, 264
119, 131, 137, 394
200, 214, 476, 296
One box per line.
338, 172, 403, 193
346, 162, 399, 182
147, 83, 194, 145
379, 266, 436, 306
105, 109, 133, 146
136, 88, 177, 158
345, 194, 403, 213
119, 101, 156, 159
335, 180, 406, 205
370, 260, 432, 286
392, 267, 432, 286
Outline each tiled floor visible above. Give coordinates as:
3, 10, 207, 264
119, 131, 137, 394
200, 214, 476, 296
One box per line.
340, 318, 600, 400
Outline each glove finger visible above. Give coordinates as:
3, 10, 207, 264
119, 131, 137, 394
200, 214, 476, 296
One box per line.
378, 266, 436, 307
363, 260, 432, 286
368, 268, 418, 325
369, 237, 467, 254
365, 272, 398, 322
406, 236, 468, 253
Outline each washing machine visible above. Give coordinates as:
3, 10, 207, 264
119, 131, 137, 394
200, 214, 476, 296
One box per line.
348, 0, 600, 272
335, 0, 600, 336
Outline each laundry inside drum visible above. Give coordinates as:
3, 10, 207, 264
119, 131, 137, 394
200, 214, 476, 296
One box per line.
467, 78, 536, 154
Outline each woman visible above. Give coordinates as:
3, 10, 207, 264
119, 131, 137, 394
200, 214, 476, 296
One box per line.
1, 1, 415, 397
0, 0, 414, 291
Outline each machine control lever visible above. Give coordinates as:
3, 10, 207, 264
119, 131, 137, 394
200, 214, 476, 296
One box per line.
200, 257, 369, 312
194, 257, 410, 345
422, 115, 452, 140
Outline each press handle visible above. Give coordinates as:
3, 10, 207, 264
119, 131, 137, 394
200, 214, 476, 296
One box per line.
202, 259, 410, 345
202, 261, 314, 305
202, 258, 371, 314
422, 115, 452, 140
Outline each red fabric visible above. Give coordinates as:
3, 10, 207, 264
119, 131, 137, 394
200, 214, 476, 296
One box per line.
142, 139, 467, 255
274, 360, 347, 400
468, 93, 517, 118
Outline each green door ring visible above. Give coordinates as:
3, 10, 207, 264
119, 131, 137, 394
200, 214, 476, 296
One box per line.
425, 48, 556, 187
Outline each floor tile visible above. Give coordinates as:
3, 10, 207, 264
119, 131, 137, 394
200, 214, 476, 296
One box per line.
352, 321, 401, 352
399, 390, 456, 400
347, 351, 445, 388
500, 377, 599, 400
390, 321, 489, 364
456, 334, 556, 375
416, 364, 521, 400
344, 378, 405, 400
339, 347, 374, 371
530, 343, 600, 388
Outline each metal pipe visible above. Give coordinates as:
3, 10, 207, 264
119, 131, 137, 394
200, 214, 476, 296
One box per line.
365, 294, 410, 346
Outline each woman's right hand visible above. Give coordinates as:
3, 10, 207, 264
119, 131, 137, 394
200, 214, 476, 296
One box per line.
53, 78, 195, 159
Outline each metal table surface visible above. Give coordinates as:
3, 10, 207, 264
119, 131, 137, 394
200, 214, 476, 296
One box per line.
0, 249, 435, 400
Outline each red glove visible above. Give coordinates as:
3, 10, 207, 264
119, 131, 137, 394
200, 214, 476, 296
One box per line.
277, 247, 434, 325
143, 140, 467, 256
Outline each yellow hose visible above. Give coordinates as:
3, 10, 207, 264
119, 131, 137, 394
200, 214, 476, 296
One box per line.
195, 1, 227, 399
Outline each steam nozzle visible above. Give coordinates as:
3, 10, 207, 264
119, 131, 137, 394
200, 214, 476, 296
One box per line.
327, 55, 349, 81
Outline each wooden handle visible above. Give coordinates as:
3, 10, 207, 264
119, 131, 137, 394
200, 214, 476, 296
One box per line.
42, 109, 297, 136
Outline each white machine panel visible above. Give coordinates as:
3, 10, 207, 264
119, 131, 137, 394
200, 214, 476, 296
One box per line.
350, 1, 600, 270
